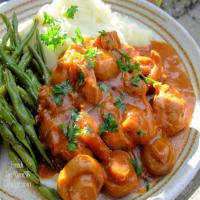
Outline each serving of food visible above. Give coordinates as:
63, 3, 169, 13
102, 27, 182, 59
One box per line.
0, 0, 199, 200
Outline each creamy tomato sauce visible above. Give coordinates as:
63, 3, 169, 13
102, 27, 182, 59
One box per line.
37, 31, 195, 199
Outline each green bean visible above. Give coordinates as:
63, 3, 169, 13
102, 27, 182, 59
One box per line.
7, 146, 40, 184
0, 98, 36, 163
32, 58, 42, 75
2, 31, 11, 47
36, 29, 45, 63
12, 12, 21, 47
0, 45, 38, 100
0, 65, 4, 86
29, 45, 50, 84
5, 69, 34, 125
0, 13, 15, 47
17, 86, 35, 108
12, 20, 38, 61
0, 85, 6, 96
23, 124, 53, 168
18, 51, 32, 71
0, 95, 12, 112
36, 185, 61, 200
5, 70, 52, 166
26, 69, 41, 90
0, 121, 37, 174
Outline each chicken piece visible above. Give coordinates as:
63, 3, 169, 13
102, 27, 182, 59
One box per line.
153, 84, 187, 136
134, 50, 165, 81
94, 51, 120, 81
76, 111, 111, 162
123, 72, 148, 103
100, 100, 133, 150
93, 31, 121, 50
122, 105, 157, 145
104, 151, 138, 198
57, 154, 105, 200
142, 137, 176, 176
80, 77, 102, 105
52, 44, 85, 84
53, 44, 103, 105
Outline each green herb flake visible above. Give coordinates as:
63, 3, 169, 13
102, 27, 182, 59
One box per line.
98, 30, 107, 36
67, 141, 77, 151
137, 130, 145, 137
100, 113, 118, 134
53, 80, 72, 105
53, 80, 72, 96
53, 96, 62, 105
65, 5, 79, 19
131, 76, 141, 87
70, 109, 80, 123
115, 97, 125, 111
68, 125, 80, 141
43, 12, 55, 25
87, 61, 94, 70
99, 83, 110, 92
40, 13, 67, 51
84, 48, 102, 59
72, 27, 84, 45
130, 159, 142, 176
81, 126, 92, 135
78, 70, 85, 87
144, 178, 150, 191
59, 123, 68, 136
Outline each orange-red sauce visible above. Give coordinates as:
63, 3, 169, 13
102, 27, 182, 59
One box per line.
37, 32, 195, 199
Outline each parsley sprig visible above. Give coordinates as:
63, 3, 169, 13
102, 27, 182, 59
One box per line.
40, 12, 67, 50
98, 30, 107, 36
130, 157, 142, 176
84, 48, 102, 59
99, 83, 110, 92
100, 113, 118, 134
65, 5, 79, 19
53, 80, 72, 105
72, 27, 84, 45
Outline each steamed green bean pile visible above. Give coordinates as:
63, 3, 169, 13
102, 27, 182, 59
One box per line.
0, 13, 60, 200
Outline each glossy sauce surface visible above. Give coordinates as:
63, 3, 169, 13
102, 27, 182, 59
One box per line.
37, 33, 195, 199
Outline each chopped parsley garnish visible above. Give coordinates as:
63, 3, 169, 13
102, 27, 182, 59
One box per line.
68, 125, 81, 141
116, 49, 141, 73
59, 123, 68, 136
130, 158, 142, 176
72, 27, 84, 45
144, 76, 161, 85
99, 83, 110, 92
87, 61, 94, 70
67, 141, 77, 151
144, 178, 150, 191
98, 30, 107, 36
53, 80, 72, 105
115, 96, 125, 111
70, 109, 79, 123
40, 12, 67, 50
131, 76, 141, 87
43, 12, 55, 25
84, 48, 102, 59
80, 126, 92, 135
137, 130, 145, 137
65, 5, 79, 19
100, 113, 118, 134
78, 70, 85, 87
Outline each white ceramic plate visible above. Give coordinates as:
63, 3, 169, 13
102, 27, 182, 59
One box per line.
0, 0, 200, 200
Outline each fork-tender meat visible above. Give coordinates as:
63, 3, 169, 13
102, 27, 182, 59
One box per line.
153, 84, 187, 136
93, 31, 121, 50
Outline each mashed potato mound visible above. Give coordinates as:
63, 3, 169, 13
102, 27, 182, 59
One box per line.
20, 0, 153, 69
